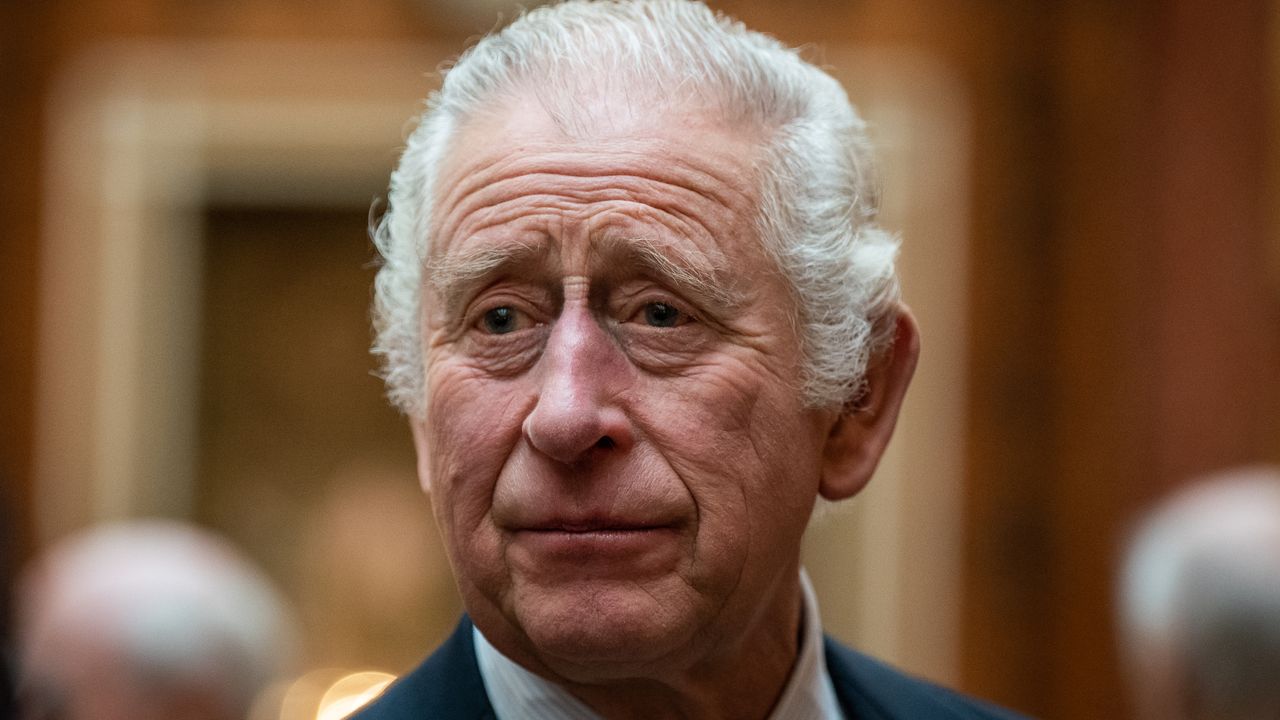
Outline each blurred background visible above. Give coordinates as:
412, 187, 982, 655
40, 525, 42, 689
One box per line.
1, 1, 1278, 718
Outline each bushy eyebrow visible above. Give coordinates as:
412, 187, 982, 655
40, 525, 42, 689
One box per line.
593, 235, 739, 311
425, 234, 742, 320
425, 239, 551, 320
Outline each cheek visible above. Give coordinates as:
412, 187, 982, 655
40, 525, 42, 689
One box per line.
647, 358, 820, 488
425, 363, 540, 608
638, 365, 823, 569
425, 363, 531, 535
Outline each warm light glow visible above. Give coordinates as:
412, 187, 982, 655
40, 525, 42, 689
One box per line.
315, 671, 396, 720
278, 670, 343, 720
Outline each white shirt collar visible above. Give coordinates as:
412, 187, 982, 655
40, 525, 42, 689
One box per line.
473, 570, 846, 720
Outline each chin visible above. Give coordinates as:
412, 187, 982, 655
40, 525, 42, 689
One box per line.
511, 580, 701, 679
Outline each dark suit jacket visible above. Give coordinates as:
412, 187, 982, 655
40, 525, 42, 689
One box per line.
351, 617, 1030, 719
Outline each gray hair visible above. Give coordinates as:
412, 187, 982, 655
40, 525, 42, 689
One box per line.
1119, 468, 1280, 720
372, 0, 901, 417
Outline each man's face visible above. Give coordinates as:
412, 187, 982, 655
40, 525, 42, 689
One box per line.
413, 96, 839, 681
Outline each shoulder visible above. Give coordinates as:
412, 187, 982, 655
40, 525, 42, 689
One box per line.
823, 636, 1033, 720
348, 617, 495, 720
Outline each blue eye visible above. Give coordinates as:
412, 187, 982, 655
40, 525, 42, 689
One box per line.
643, 302, 681, 327
482, 306, 518, 334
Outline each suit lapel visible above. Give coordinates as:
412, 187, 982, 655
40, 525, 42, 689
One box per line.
351, 616, 496, 720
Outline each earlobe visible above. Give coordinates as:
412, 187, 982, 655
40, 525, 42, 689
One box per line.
409, 416, 434, 494
819, 304, 920, 501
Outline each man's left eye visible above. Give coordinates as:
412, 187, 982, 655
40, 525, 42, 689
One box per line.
642, 302, 683, 328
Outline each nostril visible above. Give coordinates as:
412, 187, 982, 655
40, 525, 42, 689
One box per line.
596, 436, 616, 450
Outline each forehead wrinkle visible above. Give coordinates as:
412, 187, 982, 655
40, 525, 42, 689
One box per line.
434, 169, 657, 253
441, 139, 757, 216
592, 235, 740, 311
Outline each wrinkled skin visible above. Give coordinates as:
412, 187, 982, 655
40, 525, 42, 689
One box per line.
410, 95, 917, 719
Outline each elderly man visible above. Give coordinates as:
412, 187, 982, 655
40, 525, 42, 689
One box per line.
357, 1, 1024, 718
1119, 467, 1280, 720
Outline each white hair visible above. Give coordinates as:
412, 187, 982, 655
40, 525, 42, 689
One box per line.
1119, 468, 1280, 719
16, 521, 298, 718
372, 0, 900, 417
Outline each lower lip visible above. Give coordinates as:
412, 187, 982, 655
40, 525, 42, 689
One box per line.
512, 527, 679, 560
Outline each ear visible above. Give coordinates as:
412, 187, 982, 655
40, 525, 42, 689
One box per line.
409, 415, 434, 495
819, 303, 920, 501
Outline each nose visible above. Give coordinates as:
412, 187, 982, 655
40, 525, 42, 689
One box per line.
522, 305, 633, 463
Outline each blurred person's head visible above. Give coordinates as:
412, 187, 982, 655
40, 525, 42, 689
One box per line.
14, 520, 298, 720
1119, 467, 1280, 720
2, 497, 18, 717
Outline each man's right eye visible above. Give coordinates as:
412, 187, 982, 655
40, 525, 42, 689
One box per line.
481, 306, 519, 334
